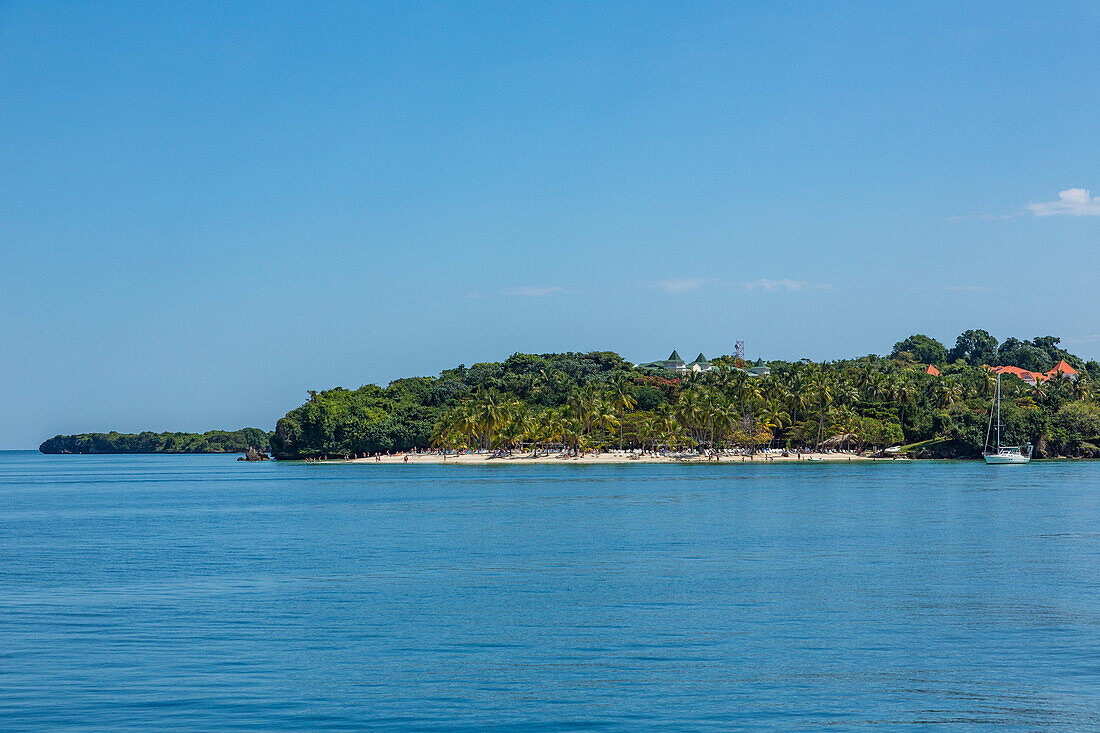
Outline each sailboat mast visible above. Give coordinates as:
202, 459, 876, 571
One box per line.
995, 374, 1001, 449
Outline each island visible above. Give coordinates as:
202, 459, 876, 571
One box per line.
40, 429, 272, 455
40, 331, 1100, 462
267, 331, 1100, 462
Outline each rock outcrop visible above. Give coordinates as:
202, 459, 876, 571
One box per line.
239, 445, 270, 462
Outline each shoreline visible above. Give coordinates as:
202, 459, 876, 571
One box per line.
307, 450, 891, 466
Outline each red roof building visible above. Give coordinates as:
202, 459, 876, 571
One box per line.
924, 364, 940, 376
986, 359, 1080, 384
986, 365, 1049, 385
1046, 360, 1078, 380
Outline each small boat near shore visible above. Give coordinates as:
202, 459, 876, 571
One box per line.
984, 373, 1031, 465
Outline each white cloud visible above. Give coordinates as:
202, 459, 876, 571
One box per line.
654, 278, 712, 293
742, 278, 830, 292
500, 285, 566, 297
1026, 188, 1100, 217
647, 277, 831, 294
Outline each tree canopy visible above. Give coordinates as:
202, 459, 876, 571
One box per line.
949, 329, 998, 366
48, 330, 1100, 461
265, 331, 1100, 460
40, 428, 272, 454
892, 334, 948, 365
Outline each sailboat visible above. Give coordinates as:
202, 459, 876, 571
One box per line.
983, 372, 1032, 464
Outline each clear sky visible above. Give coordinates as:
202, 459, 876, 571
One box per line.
3, 1, 1100, 448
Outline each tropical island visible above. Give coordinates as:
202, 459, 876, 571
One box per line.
39, 331, 1100, 461
39, 428, 272, 455
267, 331, 1100, 462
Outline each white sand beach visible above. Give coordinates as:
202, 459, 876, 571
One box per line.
308, 450, 889, 465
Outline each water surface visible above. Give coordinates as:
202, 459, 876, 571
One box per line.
2, 452, 1099, 730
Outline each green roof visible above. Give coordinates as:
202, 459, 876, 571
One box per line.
693, 353, 708, 364
754, 358, 765, 366
667, 350, 682, 362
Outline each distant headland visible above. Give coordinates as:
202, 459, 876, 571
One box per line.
39, 429, 272, 455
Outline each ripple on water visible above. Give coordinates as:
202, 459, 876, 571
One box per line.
1, 453, 1099, 730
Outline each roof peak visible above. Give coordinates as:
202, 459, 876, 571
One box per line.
667, 350, 683, 362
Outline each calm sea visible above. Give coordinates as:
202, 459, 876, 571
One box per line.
1, 451, 1099, 731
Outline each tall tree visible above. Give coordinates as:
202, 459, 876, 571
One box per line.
892, 334, 948, 365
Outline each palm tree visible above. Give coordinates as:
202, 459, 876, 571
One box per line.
568, 383, 607, 441
868, 372, 892, 403
470, 389, 517, 449
810, 370, 835, 446
676, 386, 709, 448
635, 414, 655, 454
545, 408, 567, 453
563, 412, 586, 454
431, 416, 464, 452
656, 403, 679, 452
759, 401, 791, 436
523, 410, 548, 456
444, 400, 478, 450
711, 400, 740, 451
736, 377, 764, 422
934, 378, 964, 408
1030, 380, 1051, 406
1073, 378, 1094, 403
977, 369, 997, 400
786, 369, 812, 427
890, 376, 915, 438
596, 403, 620, 449
608, 374, 638, 449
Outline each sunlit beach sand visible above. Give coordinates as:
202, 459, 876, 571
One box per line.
312, 450, 884, 465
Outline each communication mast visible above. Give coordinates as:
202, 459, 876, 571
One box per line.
734, 341, 745, 362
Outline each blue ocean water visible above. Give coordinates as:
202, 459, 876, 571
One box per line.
1, 451, 1099, 731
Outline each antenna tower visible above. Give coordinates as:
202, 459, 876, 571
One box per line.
735, 341, 745, 361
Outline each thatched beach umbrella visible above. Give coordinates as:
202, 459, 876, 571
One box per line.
820, 433, 858, 450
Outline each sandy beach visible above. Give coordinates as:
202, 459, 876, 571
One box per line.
308, 450, 889, 465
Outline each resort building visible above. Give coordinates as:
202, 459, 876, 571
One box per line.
747, 358, 771, 377
984, 360, 1078, 385
637, 350, 688, 372
637, 350, 768, 376
989, 365, 1045, 385
688, 353, 713, 372
1048, 360, 1079, 381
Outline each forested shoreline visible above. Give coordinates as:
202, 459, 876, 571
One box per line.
269, 332, 1100, 461
39, 429, 272, 455
38, 332, 1100, 460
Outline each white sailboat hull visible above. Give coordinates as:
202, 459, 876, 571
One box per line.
983, 451, 1030, 465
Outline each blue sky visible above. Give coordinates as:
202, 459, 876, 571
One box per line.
3, 1, 1100, 447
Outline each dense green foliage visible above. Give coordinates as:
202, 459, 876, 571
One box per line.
270, 353, 632, 458
40, 429, 272, 454
949, 329, 998, 366
269, 332, 1100, 460
892, 334, 948, 365
995, 336, 1085, 373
